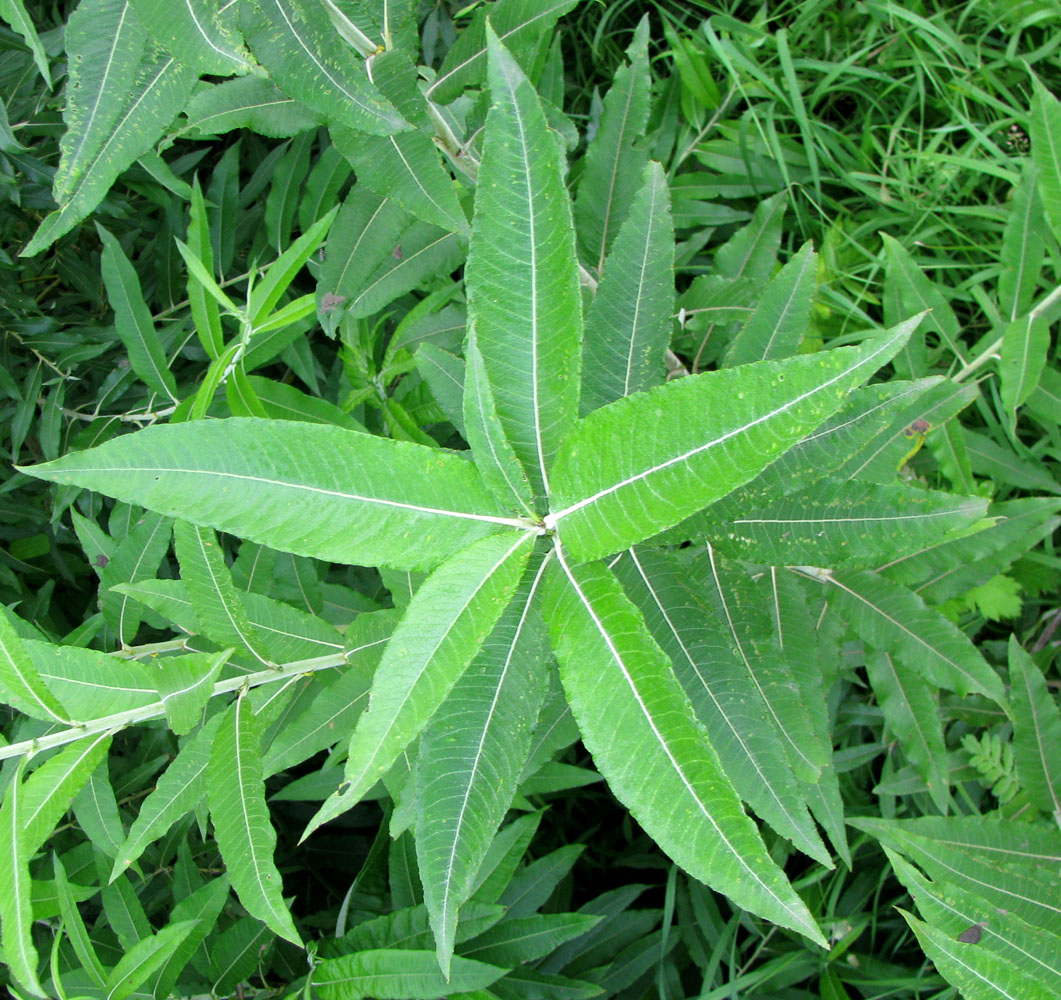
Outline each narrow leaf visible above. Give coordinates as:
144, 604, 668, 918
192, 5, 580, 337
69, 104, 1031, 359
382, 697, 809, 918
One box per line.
154, 650, 230, 735
314, 948, 505, 1000
1030, 77, 1061, 244
542, 552, 826, 946
0, 0, 52, 86
999, 313, 1050, 421
0, 610, 71, 723
208, 692, 302, 945
1008, 636, 1061, 818
103, 919, 198, 1000
182, 75, 326, 139
998, 163, 1046, 321
129, 0, 249, 75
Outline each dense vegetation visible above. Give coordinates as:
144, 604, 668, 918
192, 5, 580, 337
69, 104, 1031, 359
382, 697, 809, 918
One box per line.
1, 1, 1060, 998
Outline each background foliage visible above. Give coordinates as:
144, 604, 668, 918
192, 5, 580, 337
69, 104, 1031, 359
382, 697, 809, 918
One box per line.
1, 1, 1060, 998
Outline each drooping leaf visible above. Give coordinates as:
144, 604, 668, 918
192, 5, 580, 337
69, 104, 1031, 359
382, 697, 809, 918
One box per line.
182, 75, 326, 139
153, 650, 230, 735
1008, 636, 1061, 818
417, 558, 551, 974
0, 609, 72, 723
581, 161, 674, 414
150, 876, 231, 998
241, 0, 409, 136
21, 418, 524, 572
548, 319, 918, 562
54, 853, 106, 987
129, 0, 250, 74
465, 27, 582, 503
102, 919, 198, 1000
305, 531, 535, 838
99, 509, 172, 646
542, 553, 826, 946
208, 692, 302, 945
0, 0, 52, 86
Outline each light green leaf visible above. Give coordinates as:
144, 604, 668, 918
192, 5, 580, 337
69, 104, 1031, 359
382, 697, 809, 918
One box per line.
818, 569, 1006, 703
463, 323, 535, 516
1030, 77, 1061, 244
542, 552, 826, 946
182, 75, 326, 139
0, 0, 51, 86
314, 948, 506, 1000
1000, 313, 1050, 421
241, 0, 408, 136
723, 241, 816, 367
154, 650, 230, 735
112, 714, 221, 880
713, 192, 786, 283
426, 0, 583, 104
21, 418, 525, 572
417, 558, 551, 974
865, 650, 948, 813
613, 548, 830, 865
98, 226, 179, 402
460, 913, 602, 967
103, 919, 198, 1000
999, 163, 1046, 322
417, 343, 465, 434
0, 608, 72, 723
71, 763, 125, 859
54, 853, 106, 987
1008, 636, 1061, 818
902, 909, 1052, 1000
0, 758, 43, 997
246, 376, 366, 431
465, 26, 582, 503
574, 17, 652, 274
208, 692, 302, 945
548, 319, 919, 562
708, 479, 988, 569
130, 0, 249, 74
100, 509, 172, 646
581, 161, 674, 413
24, 45, 196, 256
175, 521, 274, 667
305, 531, 534, 838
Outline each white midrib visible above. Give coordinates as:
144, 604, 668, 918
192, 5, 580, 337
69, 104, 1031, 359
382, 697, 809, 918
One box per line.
622, 180, 657, 397
0, 632, 69, 723
733, 504, 982, 526
555, 545, 797, 922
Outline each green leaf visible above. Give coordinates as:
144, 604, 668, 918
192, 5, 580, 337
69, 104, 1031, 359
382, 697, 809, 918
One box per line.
574, 18, 652, 274
1030, 77, 1061, 245
542, 553, 826, 946
548, 320, 919, 563
902, 909, 1052, 1000
23, 45, 196, 256
99, 509, 172, 645
461, 913, 602, 966
417, 559, 551, 974
21, 418, 525, 572
998, 163, 1046, 322
154, 650, 230, 735
417, 343, 466, 434
71, 763, 125, 859
175, 521, 274, 666
708, 479, 988, 569
98, 226, 180, 402
723, 241, 816, 368
241, 0, 409, 136
208, 692, 302, 945
581, 161, 674, 413
102, 919, 198, 1000
426, 0, 583, 104
151, 877, 231, 998
182, 75, 326, 139
0, 0, 52, 86
612, 548, 829, 864
1008, 636, 1061, 818
465, 26, 582, 503
112, 713, 222, 879
54, 853, 106, 987
999, 313, 1050, 421
129, 0, 250, 74
313, 948, 506, 1000
0, 608, 72, 723
865, 650, 948, 813
304, 531, 534, 838
817, 569, 1006, 703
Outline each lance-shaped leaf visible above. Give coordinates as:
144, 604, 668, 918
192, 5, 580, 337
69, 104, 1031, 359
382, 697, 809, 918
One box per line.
463, 323, 535, 516
100, 509, 172, 646
0, 0, 52, 86
305, 531, 535, 839
129, 0, 250, 75
549, 319, 919, 563
0, 758, 43, 997
581, 161, 674, 414
999, 163, 1046, 322
426, 0, 582, 104
55, 853, 106, 987
613, 548, 830, 865
20, 418, 524, 572
902, 909, 1052, 1000
1008, 637, 1061, 818
153, 650, 230, 735
103, 919, 198, 1000
98, 225, 179, 402
183, 75, 326, 139
241, 0, 408, 137
708, 479, 988, 569
723, 241, 817, 368
208, 692, 302, 945
865, 649, 948, 813
542, 551, 826, 946
574, 17, 652, 274
313, 948, 506, 1000
465, 27, 582, 503
175, 521, 273, 667
1000, 313, 1050, 421
23, 46, 196, 256
1031, 78, 1061, 245
152, 877, 230, 998
416, 557, 551, 975
112, 712, 222, 880
0, 609, 72, 723
817, 569, 1006, 703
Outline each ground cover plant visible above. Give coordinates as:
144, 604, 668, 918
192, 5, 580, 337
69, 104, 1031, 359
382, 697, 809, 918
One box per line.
0, 1, 1059, 998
